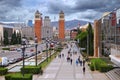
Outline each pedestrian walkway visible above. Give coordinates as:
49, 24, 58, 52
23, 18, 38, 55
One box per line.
33, 43, 110, 80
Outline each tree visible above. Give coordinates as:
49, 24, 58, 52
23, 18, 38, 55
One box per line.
76, 23, 94, 56
16, 32, 21, 44
76, 30, 87, 51
11, 31, 17, 45
77, 27, 82, 35
86, 23, 94, 56
3, 30, 9, 45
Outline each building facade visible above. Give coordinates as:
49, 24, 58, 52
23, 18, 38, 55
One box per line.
0, 23, 13, 45
21, 27, 34, 40
42, 16, 53, 40
70, 29, 78, 40
94, 9, 120, 66
59, 11, 65, 40
34, 10, 42, 42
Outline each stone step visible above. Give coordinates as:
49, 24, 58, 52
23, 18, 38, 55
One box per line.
106, 72, 118, 80
106, 69, 120, 80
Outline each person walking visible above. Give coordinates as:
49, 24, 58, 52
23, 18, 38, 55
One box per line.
70, 58, 73, 65
80, 60, 82, 66
78, 56, 80, 64
76, 59, 78, 66
83, 66, 85, 74
83, 59, 85, 67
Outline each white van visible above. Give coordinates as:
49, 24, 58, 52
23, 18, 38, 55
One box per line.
0, 57, 9, 66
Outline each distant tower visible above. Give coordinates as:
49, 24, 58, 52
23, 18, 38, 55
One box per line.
59, 10, 65, 40
34, 10, 42, 42
27, 20, 33, 27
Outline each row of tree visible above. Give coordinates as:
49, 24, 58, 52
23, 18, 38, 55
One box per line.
76, 23, 94, 56
3, 30, 21, 46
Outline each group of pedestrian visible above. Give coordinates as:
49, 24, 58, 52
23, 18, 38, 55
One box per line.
76, 56, 86, 74
66, 48, 73, 65
66, 54, 73, 65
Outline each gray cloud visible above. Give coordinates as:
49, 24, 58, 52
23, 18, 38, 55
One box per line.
0, 0, 120, 22
47, 0, 120, 21
48, 0, 120, 13
74, 0, 107, 11
0, 0, 22, 21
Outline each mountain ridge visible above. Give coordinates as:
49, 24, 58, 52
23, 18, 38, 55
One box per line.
51, 19, 91, 29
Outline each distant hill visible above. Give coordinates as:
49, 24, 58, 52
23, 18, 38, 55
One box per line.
51, 19, 90, 29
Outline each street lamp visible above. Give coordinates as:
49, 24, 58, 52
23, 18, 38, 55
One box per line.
50, 41, 54, 59
34, 36, 38, 66
21, 36, 27, 76
46, 38, 48, 62
49, 39, 51, 59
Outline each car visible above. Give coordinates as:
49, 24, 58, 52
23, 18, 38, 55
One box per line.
30, 49, 34, 52
16, 48, 22, 52
9, 59, 17, 64
38, 51, 41, 53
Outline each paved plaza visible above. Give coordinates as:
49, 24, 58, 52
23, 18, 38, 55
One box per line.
33, 43, 110, 80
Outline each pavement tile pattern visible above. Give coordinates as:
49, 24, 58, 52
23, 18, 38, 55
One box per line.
34, 43, 110, 80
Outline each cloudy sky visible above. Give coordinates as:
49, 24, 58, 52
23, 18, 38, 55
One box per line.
0, 0, 120, 22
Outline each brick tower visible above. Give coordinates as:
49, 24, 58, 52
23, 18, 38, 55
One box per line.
59, 11, 65, 40
34, 10, 42, 42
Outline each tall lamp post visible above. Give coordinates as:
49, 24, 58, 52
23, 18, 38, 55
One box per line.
46, 38, 48, 62
50, 41, 54, 59
21, 36, 27, 76
49, 39, 51, 59
35, 36, 38, 66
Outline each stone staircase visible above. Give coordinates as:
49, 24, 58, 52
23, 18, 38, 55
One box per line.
106, 68, 120, 80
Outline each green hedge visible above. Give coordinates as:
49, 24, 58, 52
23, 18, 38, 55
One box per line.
5, 73, 32, 80
42, 50, 49, 52
99, 64, 113, 72
21, 66, 42, 74
2, 48, 10, 50
55, 47, 63, 52
90, 64, 95, 71
89, 58, 113, 72
0, 67, 8, 75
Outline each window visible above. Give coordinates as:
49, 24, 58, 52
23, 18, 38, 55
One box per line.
35, 15, 39, 18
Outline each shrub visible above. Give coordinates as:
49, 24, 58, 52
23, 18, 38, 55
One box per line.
99, 65, 113, 72
5, 73, 32, 80
5, 74, 11, 80
21, 66, 41, 74
90, 58, 106, 70
42, 50, 48, 52
55, 47, 63, 52
0, 67, 8, 75
2, 48, 10, 50
90, 64, 95, 71
89, 58, 113, 72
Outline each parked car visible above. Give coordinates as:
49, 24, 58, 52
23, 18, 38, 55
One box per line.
16, 48, 22, 52
9, 58, 17, 64
30, 49, 34, 52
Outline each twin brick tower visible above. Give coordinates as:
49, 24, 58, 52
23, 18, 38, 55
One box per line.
34, 10, 65, 42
